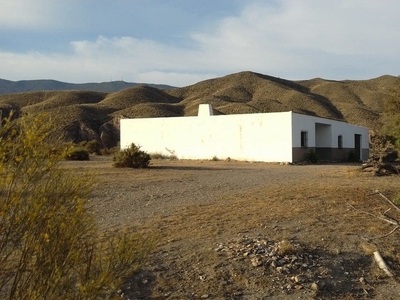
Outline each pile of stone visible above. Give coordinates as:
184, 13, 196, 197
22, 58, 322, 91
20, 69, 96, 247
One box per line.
214, 236, 323, 291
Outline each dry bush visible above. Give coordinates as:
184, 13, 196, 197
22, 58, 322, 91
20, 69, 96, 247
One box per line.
63, 146, 90, 161
80, 139, 103, 155
113, 143, 151, 168
150, 152, 179, 160
0, 112, 156, 299
150, 152, 169, 159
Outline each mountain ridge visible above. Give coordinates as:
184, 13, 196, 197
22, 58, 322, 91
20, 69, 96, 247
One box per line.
0, 71, 398, 148
0, 78, 175, 95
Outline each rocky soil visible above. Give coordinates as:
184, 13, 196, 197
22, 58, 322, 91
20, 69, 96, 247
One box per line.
66, 157, 400, 299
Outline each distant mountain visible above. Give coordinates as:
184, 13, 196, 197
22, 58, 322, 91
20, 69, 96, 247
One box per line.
0, 78, 175, 95
0, 71, 398, 148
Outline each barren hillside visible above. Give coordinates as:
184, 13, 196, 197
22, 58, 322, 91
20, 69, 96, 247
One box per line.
0, 71, 398, 147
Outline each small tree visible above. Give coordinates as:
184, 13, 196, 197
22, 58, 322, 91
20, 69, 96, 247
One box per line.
0, 112, 156, 299
113, 143, 151, 168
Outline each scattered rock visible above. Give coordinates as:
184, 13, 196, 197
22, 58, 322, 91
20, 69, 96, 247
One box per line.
293, 275, 307, 283
311, 282, 319, 291
215, 236, 327, 291
251, 257, 263, 267
294, 284, 303, 290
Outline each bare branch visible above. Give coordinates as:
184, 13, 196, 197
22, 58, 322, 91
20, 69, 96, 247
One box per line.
374, 251, 394, 277
362, 226, 399, 241
383, 207, 392, 215
347, 203, 399, 225
368, 190, 400, 213
377, 191, 400, 213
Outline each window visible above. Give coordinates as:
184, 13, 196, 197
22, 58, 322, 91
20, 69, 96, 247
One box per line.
338, 135, 343, 149
301, 131, 308, 147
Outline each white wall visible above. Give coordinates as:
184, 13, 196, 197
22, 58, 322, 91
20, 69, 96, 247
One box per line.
120, 111, 293, 162
291, 113, 317, 147
120, 109, 369, 162
291, 113, 369, 159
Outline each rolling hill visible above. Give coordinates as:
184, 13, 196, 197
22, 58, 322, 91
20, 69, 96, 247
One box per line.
0, 71, 398, 148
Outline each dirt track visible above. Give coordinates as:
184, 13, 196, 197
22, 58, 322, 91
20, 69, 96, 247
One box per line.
66, 157, 400, 299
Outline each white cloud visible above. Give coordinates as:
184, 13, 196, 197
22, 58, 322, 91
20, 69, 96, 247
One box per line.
0, 0, 59, 29
191, 0, 400, 78
0, 36, 210, 86
1, 0, 400, 85
134, 71, 218, 87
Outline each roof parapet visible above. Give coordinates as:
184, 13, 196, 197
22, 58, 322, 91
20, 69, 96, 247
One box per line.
198, 104, 214, 117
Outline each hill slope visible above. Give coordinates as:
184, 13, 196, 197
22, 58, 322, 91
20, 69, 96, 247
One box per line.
0, 71, 398, 148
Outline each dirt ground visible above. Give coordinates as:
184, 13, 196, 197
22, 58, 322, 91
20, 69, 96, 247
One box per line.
64, 156, 400, 299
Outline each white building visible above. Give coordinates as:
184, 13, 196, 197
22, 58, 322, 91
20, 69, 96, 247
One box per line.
120, 104, 369, 163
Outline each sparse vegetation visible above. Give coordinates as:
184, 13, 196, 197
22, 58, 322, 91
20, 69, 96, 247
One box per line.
150, 152, 168, 159
0, 113, 156, 299
63, 146, 90, 161
113, 143, 151, 168
80, 139, 102, 155
150, 152, 178, 160
168, 154, 178, 160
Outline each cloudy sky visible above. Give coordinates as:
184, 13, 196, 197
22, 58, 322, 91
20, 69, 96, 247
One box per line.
1, 0, 399, 87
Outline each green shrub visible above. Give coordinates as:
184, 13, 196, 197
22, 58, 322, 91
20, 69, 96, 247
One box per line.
113, 143, 151, 168
64, 146, 90, 161
77, 140, 103, 155
0, 113, 156, 299
85, 140, 102, 154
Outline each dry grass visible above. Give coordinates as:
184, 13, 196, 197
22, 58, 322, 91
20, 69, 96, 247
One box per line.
77, 158, 400, 299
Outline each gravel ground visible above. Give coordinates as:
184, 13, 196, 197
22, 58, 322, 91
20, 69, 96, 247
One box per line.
87, 158, 357, 229
65, 157, 400, 299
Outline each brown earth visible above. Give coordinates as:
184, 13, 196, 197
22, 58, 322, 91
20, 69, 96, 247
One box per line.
65, 156, 400, 300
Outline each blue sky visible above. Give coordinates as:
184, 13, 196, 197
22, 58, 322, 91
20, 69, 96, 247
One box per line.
1, 0, 399, 87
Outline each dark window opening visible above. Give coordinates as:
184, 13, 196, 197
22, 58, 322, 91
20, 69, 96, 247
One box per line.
338, 135, 343, 148
301, 131, 308, 147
